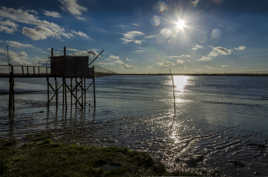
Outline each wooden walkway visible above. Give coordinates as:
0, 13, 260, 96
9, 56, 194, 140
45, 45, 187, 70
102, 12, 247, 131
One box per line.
0, 64, 96, 123
0, 65, 94, 78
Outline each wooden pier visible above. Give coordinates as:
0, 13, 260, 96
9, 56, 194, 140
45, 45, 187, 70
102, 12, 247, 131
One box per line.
0, 47, 101, 123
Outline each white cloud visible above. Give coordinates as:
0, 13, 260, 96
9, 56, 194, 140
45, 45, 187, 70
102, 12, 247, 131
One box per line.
157, 60, 175, 67
121, 63, 133, 69
71, 30, 91, 39
156, 1, 168, 13
68, 48, 98, 56
0, 7, 41, 25
160, 28, 172, 38
211, 47, 232, 56
199, 56, 212, 62
6, 41, 33, 48
121, 31, 144, 45
169, 55, 191, 59
192, 0, 200, 7
157, 54, 191, 68
59, 0, 87, 20
192, 44, 203, 51
152, 16, 161, 26
101, 55, 134, 69
109, 55, 120, 61
22, 27, 48, 40
199, 46, 232, 62
0, 7, 74, 40
176, 59, 185, 64
221, 65, 229, 68
123, 31, 144, 39
43, 10, 61, 18
145, 34, 157, 39
22, 25, 73, 40
234, 45, 246, 51
0, 20, 17, 33
76, 16, 86, 21
135, 49, 145, 54
168, 55, 190, 64
0, 48, 30, 65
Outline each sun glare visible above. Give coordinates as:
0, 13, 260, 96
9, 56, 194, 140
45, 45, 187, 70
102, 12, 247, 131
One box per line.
173, 76, 189, 92
175, 18, 186, 31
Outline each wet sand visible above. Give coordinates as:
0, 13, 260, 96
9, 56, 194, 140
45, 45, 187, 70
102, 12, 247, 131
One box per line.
21, 113, 267, 177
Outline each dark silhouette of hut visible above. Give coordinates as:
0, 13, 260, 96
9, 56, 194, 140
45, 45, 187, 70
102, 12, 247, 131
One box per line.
50, 47, 91, 77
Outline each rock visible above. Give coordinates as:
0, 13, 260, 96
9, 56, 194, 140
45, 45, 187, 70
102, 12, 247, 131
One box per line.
248, 143, 266, 149
228, 160, 245, 168
175, 157, 181, 163
0, 160, 5, 175
177, 155, 204, 167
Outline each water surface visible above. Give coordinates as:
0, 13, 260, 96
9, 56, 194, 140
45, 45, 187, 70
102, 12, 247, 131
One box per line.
0, 75, 268, 176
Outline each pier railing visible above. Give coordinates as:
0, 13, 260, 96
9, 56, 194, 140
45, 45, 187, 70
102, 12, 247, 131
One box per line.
0, 64, 51, 76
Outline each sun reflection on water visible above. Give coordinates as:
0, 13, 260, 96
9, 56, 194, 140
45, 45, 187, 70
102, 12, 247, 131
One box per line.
173, 75, 190, 93
168, 75, 190, 144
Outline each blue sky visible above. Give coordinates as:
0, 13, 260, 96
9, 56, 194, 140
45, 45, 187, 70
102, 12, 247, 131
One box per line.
0, 0, 267, 73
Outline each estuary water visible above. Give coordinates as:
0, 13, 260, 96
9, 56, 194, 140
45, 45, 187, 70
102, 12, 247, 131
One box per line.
0, 75, 268, 176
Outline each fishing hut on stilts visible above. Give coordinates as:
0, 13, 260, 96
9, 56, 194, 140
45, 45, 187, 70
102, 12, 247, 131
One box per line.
0, 46, 104, 125
47, 47, 102, 116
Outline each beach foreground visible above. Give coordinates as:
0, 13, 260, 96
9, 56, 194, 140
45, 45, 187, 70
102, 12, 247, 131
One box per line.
0, 133, 211, 177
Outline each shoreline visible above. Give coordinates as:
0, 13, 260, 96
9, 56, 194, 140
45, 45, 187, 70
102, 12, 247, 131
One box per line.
1, 113, 267, 177
0, 132, 213, 177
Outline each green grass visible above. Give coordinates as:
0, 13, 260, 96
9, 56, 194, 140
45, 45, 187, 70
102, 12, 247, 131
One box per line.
0, 134, 200, 177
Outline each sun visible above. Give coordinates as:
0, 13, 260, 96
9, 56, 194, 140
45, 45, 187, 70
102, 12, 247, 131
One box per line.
175, 18, 186, 31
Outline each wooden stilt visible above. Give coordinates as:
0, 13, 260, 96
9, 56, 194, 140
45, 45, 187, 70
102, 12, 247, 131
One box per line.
21, 66, 24, 75
8, 65, 15, 123
84, 77, 86, 111
46, 77, 50, 107
26, 65, 29, 75
75, 77, 78, 109
93, 67, 96, 112
64, 78, 68, 116
70, 77, 73, 116
55, 77, 58, 117
81, 77, 84, 110
62, 77, 65, 117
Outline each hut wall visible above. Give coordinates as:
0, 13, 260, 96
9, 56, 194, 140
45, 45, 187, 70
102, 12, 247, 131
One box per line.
51, 56, 89, 76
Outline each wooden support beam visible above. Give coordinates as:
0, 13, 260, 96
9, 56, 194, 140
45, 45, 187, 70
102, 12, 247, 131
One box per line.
75, 77, 78, 108
48, 82, 63, 103
64, 46, 66, 56
55, 77, 58, 116
46, 77, 50, 107
62, 77, 65, 117
84, 77, 86, 110
81, 77, 84, 110
21, 66, 24, 75
47, 79, 56, 93
8, 65, 15, 123
93, 67, 96, 112
64, 80, 83, 107
86, 82, 93, 90
70, 78, 73, 115
51, 48, 54, 57
64, 77, 67, 112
